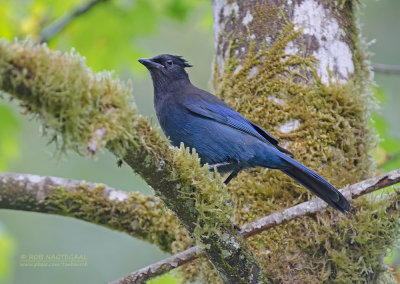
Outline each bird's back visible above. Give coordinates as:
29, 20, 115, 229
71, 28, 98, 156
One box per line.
154, 84, 283, 169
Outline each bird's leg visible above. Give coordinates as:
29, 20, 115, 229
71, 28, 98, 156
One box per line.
209, 162, 232, 180
222, 169, 240, 212
224, 169, 240, 184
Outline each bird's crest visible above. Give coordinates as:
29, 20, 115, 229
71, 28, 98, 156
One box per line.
153, 54, 193, 68
173, 55, 193, 68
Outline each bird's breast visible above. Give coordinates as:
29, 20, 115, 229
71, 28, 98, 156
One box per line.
155, 98, 190, 145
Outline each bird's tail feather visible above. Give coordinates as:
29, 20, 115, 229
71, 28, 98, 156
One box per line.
280, 156, 351, 213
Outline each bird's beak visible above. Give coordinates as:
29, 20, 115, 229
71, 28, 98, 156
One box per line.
138, 58, 164, 69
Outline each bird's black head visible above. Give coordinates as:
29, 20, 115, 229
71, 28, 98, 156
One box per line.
138, 54, 192, 90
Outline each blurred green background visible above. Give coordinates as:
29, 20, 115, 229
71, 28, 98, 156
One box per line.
0, 0, 399, 283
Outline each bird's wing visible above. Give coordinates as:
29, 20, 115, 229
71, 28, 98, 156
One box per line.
185, 102, 294, 156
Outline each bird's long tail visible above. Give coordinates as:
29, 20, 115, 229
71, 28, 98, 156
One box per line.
280, 156, 351, 213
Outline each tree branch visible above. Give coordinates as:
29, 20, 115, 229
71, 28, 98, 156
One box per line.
113, 168, 400, 283
240, 168, 400, 238
0, 172, 187, 252
0, 39, 267, 283
110, 246, 204, 284
372, 63, 400, 74
39, 0, 109, 43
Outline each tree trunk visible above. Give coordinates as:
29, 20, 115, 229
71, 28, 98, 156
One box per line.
174, 0, 396, 283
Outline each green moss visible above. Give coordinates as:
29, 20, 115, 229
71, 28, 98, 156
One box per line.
258, 189, 400, 283
43, 185, 192, 252
173, 146, 233, 236
169, 146, 271, 283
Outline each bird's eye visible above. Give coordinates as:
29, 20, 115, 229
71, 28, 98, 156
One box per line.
166, 60, 173, 66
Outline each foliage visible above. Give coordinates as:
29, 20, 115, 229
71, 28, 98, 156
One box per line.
0, 224, 15, 283
0, 0, 209, 73
372, 86, 400, 172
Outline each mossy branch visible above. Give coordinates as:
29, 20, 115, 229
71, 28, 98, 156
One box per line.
0, 172, 186, 252
112, 168, 400, 284
0, 39, 268, 283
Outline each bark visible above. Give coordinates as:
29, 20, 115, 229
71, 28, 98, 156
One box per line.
213, 0, 356, 84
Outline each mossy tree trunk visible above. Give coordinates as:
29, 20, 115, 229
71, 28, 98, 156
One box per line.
175, 0, 397, 283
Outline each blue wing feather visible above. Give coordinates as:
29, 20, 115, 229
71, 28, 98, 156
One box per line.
182, 87, 293, 156
185, 103, 273, 143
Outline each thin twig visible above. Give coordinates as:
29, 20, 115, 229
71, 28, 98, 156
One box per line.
112, 169, 400, 284
39, 0, 109, 42
110, 246, 204, 284
372, 63, 400, 74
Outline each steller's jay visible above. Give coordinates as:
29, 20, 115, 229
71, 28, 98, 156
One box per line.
139, 54, 351, 213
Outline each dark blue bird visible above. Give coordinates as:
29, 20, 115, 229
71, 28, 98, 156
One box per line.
138, 54, 351, 213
